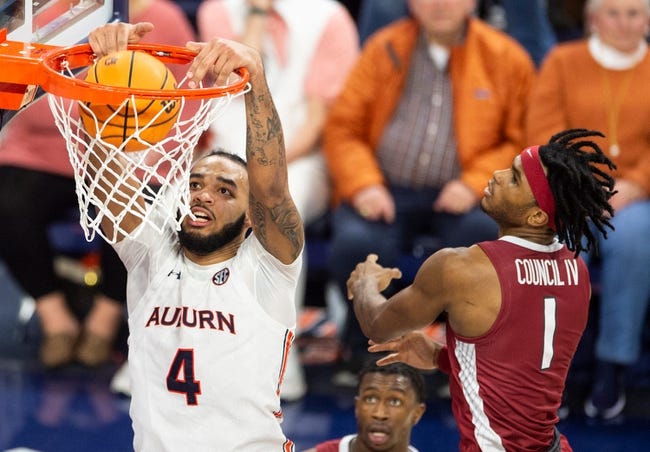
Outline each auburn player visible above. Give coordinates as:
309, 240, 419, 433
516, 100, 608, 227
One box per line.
86, 22, 303, 451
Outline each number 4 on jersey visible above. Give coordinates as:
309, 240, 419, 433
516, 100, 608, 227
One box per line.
167, 349, 202, 405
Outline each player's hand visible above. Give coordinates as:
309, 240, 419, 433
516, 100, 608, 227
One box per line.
368, 330, 442, 370
346, 254, 402, 300
186, 38, 263, 88
88, 22, 154, 58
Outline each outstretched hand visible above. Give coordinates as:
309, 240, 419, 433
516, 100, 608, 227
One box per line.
88, 22, 154, 58
346, 254, 402, 300
368, 330, 443, 371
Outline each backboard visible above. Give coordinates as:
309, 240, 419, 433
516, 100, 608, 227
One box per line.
0, 0, 127, 128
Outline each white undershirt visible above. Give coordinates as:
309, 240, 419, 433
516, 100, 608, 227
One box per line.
588, 34, 648, 70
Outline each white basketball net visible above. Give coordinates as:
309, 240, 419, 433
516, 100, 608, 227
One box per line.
48, 76, 249, 244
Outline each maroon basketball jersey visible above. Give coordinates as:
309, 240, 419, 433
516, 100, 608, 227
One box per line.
315, 439, 340, 452
446, 236, 590, 451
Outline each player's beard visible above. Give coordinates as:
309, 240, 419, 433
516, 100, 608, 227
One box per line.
178, 213, 247, 256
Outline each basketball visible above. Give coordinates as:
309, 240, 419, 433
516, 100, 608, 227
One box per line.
79, 50, 180, 151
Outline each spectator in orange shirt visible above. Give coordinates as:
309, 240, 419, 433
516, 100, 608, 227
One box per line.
526, 0, 650, 420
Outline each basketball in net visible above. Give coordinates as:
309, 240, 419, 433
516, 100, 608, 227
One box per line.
42, 42, 250, 243
79, 50, 180, 151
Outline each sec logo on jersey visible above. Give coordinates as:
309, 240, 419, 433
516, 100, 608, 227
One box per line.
212, 268, 230, 286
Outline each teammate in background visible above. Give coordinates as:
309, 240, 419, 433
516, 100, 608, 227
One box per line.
86, 22, 303, 451
305, 361, 426, 452
0, 0, 196, 370
347, 129, 617, 451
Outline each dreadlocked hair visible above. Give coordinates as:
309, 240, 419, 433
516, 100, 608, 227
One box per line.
538, 128, 617, 256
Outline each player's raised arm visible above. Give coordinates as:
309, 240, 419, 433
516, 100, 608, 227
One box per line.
187, 38, 304, 264
242, 55, 303, 263
82, 22, 157, 241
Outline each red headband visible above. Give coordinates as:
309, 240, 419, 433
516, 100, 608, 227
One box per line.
520, 145, 556, 231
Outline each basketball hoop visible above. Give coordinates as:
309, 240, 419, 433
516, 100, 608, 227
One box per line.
40, 43, 250, 103
0, 39, 250, 243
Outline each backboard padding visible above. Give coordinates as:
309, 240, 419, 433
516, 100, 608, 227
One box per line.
0, 0, 127, 128
4, 0, 126, 46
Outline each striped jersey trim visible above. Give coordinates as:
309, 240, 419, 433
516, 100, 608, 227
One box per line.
273, 329, 295, 422
277, 329, 295, 396
455, 339, 506, 451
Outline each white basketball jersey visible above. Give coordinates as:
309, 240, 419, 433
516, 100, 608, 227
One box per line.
113, 206, 301, 452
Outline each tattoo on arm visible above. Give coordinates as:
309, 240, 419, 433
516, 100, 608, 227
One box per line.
249, 196, 267, 241
245, 85, 304, 261
269, 199, 303, 259
250, 194, 303, 260
246, 92, 285, 166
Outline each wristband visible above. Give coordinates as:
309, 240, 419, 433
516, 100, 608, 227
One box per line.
248, 6, 270, 16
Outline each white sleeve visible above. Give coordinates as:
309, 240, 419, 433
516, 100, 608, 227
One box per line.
112, 202, 178, 311
244, 235, 303, 328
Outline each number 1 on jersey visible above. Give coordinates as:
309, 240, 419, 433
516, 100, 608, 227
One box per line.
167, 349, 202, 405
541, 297, 557, 370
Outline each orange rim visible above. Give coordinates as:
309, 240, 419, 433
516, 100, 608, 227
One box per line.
40, 43, 250, 103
